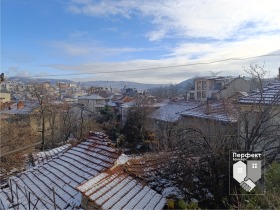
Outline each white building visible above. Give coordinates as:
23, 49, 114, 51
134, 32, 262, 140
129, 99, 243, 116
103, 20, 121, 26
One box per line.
78, 94, 107, 112
187, 76, 250, 101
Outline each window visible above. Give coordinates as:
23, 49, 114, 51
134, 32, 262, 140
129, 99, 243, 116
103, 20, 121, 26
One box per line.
202, 81, 206, 90
214, 82, 222, 90
190, 93, 194, 99
202, 91, 206, 98
197, 91, 201, 99
197, 81, 201, 90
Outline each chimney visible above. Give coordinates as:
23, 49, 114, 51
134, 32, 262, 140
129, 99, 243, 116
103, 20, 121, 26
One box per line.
17, 101, 24, 110
278, 67, 280, 80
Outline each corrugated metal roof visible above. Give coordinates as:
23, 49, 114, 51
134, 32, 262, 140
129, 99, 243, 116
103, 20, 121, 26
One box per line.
0, 133, 121, 209
180, 100, 239, 123
76, 166, 166, 210
239, 81, 280, 105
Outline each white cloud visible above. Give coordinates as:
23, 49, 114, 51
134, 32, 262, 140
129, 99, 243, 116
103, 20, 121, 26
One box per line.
48, 0, 280, 84
45, 51, 280, 84
67, 0, 280, 41
168, 35, 280, 60
51, 41, 147, 57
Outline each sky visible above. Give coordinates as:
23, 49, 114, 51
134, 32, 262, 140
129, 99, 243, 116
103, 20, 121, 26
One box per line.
1, 0, 280, 84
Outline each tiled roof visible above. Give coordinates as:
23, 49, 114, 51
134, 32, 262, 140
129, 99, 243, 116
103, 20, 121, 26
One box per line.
123, 152, 196, 199
119, 95, 135, 103
76, 166, 166, 210
31, 144, 71, 166
0, 133, 121, 209
148, 102, 199, 122
180, 100, 239, 123
0, 101, 39, 115
239, 81, 280, 105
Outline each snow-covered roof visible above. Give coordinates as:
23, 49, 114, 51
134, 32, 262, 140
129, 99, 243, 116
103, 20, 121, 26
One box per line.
180, 100, 238, 123
76, 166, 166, 210
194, 76, 234, 81
31, 144, 71, 166
239, 81, 280, 105
78, 94, 106, 100
148, 102, 199, 122
0, 102, 39, 115
0, 132, 121, 209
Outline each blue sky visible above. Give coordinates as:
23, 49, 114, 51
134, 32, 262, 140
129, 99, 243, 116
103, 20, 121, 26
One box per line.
2, 0, 280, 84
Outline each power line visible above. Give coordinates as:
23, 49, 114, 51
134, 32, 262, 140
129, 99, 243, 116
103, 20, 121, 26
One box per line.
27, 53, 280, 78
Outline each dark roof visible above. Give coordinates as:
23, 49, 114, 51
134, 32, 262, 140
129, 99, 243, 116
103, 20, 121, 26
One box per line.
239, 81, 280, 105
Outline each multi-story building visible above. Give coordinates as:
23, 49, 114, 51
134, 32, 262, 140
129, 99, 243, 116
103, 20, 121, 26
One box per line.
0, 93, 11, 103
78, 94, 107, 112
187, 76, 250, 101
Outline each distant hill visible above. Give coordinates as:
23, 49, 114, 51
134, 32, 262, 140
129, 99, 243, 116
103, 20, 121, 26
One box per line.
8, 76, 74, 85
7, 76, 166, 90
177, 78, 194, 89
80, 80, 165, 90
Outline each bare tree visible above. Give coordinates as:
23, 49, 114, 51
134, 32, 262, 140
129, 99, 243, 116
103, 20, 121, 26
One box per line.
238, 64, 280, 163
0, 116, 38, 181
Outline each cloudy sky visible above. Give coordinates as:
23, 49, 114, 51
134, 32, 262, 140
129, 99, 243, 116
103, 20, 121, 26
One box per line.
2, 0, 280, 84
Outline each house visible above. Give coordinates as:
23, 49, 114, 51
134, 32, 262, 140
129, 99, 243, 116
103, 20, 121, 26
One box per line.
0, 101, 39, 123
0, 132, 121, 209
186, 76, 250, 101
238, 81, 280, 160
1, 132, 170, 210
148, 102, 198, 133
179, 100, 239, 138
56, 82, 69, 89
78, 94, 107, 112
0, 92, 11, 103
121, 87, 138, 97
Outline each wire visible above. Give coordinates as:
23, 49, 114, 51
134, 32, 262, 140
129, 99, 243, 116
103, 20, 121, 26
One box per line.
25, 53, 280, 78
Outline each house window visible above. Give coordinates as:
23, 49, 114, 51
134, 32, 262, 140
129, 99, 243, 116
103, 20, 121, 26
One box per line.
197, 91, 201, 99
197, 81, 201, 90
190, 93, 194, 99
202, 81, 206, 90
215, 82, 222, 90
202, 91, 206, 98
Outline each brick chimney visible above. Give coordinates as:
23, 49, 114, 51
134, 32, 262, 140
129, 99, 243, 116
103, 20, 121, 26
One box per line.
278, 67, 280, 80
17, 101, 24, 110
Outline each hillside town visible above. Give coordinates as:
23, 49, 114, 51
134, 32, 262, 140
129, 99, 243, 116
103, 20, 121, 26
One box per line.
1, 66, 280, 209
2, 0, 280, 209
